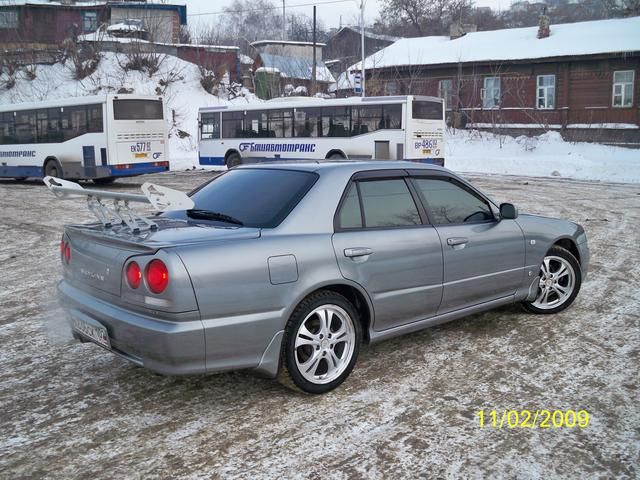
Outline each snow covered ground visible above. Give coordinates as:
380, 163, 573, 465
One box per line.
1, 172, 638, 478
1, 52, 638, 182
445, 130, 640, 184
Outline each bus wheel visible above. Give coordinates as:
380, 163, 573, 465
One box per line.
226, 152, 241, 168
44, 159, 63, 179
93, 177, 116, 185
327, 152, 345, 160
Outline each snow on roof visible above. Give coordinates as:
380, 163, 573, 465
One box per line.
259, 53, 335, 83
334, 26, 402, 43
359, 16, 640, 70
250, 39, 327, 48
107, 22, 145, 33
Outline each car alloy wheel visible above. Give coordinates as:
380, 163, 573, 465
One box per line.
532, 255, 575, 310
523, 246, 581, 314
294, 304, 356, 385
279, 290, 362, 393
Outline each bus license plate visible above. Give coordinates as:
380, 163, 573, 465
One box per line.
131, 142, 151, 153
135, 153, 149, 158
72, 317, 111, 350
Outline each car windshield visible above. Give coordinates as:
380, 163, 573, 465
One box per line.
164, 168, 318, 228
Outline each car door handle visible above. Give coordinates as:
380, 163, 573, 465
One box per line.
447, 237, 469, 247
344, 247, 373, 258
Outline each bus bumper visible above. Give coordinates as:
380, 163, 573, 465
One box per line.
199, 155, 225, 166
108, 161, 170, 177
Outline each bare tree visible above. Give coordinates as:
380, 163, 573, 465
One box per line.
379, 0, 473, 36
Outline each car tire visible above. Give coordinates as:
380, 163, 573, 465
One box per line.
44, 159, 63, 179
278, 290, 362, 394
226, 152, 241, 168
522, 246, 582, 315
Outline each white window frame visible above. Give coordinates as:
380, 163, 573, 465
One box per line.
438, 79, 453, 111
612, 70, 634, 108
536, 74, 555, 110
82, 11, 98, 33
0, 9, 19, 29
482, 76, 501, 109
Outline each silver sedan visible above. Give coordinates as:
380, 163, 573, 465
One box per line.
57, 162, 589, 393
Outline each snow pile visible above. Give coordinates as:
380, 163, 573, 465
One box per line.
0, 52, 259, 170
445, 130, 640, 184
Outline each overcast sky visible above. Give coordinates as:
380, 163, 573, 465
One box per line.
185, 0, 507, 31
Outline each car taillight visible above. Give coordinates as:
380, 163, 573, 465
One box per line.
126, 261, 142, 289
146, 259, 168, 294
64, 242, 71, 264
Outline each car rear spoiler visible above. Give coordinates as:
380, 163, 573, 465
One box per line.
43, 176, 194, 233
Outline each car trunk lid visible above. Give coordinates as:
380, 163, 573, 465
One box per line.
63, 218, 261, 297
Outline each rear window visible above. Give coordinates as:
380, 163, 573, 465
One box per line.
113, 99, 164, 120
413, 100, 443, 120
179, 169, 318, 228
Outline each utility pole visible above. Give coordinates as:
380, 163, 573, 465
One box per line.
359, 0, 366, 97
312, 5, 317, 96
282, 0, 287, 41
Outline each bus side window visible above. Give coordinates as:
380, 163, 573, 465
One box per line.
222, 111, 243, 138
61, 106, 88, 142
201, 113, 220, 139
325, 106, 350, 137
384, 104, 402, 129
47, 108, 63, 143
0, 112, 16, 144
294, 107, 321, 138
87, 104, 103, 133
15, 110, 36, 144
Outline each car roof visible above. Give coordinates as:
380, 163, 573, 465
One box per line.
235, 161, 448, 175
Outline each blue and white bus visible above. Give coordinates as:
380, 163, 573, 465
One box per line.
0, 94, 169, 183
197, 95, 445, 168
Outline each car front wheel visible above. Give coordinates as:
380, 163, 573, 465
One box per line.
522, 246, 582, 314
278, 290, 361, 394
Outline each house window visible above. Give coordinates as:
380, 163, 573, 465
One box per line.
613, 70, 634, 107
537, 75, 555, 109
438, 79, 453, 111
0, 9, 19, 29
482, 76, 501, 108
82, 11, 98, 32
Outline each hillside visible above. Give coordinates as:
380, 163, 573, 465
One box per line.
0, 52, 257, 169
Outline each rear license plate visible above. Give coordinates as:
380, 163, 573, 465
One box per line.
134, 152, 149, 158
72, 318, 111, 350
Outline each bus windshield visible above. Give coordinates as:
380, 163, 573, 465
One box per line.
113, 99, 164, 120
412, 100, 443, 120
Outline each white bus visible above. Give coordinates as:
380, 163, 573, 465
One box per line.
0, 94, 169, 183
197, 95, 445, 168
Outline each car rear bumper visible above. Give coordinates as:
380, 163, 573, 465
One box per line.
58, 280, 206, 375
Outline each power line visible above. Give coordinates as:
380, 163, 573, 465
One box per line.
187, 0, 354, 18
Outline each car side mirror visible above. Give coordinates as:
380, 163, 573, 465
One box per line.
499, 203, 518, 220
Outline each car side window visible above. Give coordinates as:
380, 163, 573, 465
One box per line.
414, 178, 494, 225
337, 178, 421, 229
337, 183, 363, 229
